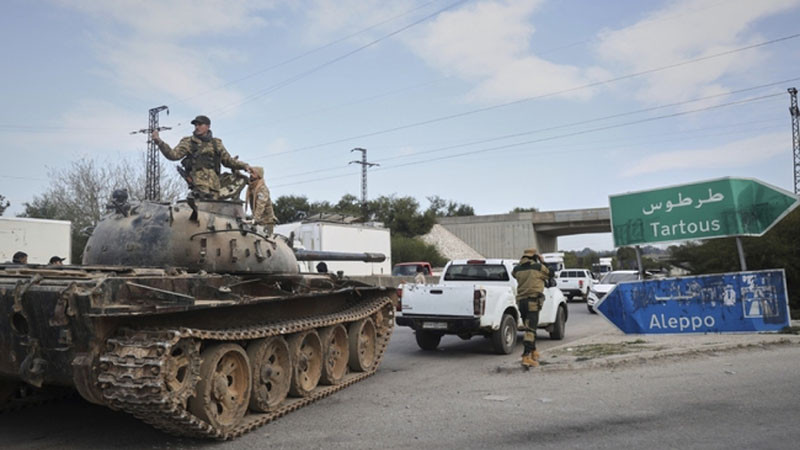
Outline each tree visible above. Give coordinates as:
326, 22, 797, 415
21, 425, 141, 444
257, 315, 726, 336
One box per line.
273, 192, 469, 262
391, 235, 447, 266
669, 207, 800, 312
426, 196, 475, 217
615, 247, 638, 269
19, 156, 183, 262
510, 206, 538, 213
0, 194, 9, 216
274, 195, 311, 223
369, 195, 435, 237
335, 194, 363, 217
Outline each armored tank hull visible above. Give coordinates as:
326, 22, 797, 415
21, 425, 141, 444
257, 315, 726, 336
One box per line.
0, 198, 395, 439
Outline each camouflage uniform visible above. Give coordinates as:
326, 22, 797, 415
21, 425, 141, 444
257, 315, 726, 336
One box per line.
157, 132, 248, 197
247, 167, 277, 235
512, 249, 551, 363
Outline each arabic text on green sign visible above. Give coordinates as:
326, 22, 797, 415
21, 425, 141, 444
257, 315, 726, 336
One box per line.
609, 178, 799, 246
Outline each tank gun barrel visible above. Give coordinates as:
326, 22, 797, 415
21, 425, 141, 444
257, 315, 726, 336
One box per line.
293, 250, 385, 263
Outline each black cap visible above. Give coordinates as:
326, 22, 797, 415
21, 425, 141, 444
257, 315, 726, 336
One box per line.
191, 115, 211, 126
49, 256, 65, 264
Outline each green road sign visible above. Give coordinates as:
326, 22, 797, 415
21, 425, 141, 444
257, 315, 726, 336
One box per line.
610, 177, 799, 246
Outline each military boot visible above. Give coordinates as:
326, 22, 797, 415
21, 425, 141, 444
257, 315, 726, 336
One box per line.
521, 354, 538, 368
532, 350, 541, 361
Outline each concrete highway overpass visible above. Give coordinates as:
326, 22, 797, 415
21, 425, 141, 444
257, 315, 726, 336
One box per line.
437, 207, 611, 257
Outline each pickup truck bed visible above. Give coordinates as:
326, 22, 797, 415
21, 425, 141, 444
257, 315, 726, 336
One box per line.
396, 259, 568, 354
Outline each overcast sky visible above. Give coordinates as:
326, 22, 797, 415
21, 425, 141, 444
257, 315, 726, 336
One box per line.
2, 0, 799, 251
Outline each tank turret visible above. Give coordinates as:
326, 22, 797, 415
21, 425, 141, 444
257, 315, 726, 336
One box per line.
83, 197, 384, 273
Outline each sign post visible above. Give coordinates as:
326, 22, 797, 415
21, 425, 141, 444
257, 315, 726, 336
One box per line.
610, 177, 799, 247
595, 270, 791, 334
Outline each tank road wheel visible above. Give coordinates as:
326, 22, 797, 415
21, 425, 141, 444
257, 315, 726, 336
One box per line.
319, 325, 349, 385
288, 330, 323, 397
163, 339, 201, 405
348, 318, 377, 372
189, 344, 252, 431
246, 337, 292, 412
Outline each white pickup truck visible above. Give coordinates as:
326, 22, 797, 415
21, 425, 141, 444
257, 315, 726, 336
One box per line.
395, 259, 568, 354
556, 268, 595, 301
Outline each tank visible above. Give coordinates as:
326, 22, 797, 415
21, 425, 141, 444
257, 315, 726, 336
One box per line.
0, 196, 395, 439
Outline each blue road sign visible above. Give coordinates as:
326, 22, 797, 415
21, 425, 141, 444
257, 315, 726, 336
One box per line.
595, 270, 791, 334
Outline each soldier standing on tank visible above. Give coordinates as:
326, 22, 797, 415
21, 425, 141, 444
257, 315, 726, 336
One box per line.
152, 115, 250, 199
246, 166, 277, 235
512, 248, 551, 368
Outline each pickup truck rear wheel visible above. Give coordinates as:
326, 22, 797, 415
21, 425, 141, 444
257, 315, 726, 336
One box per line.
491, 314, 517, 354
549, 306, 566, 340
415, 331, 442, 351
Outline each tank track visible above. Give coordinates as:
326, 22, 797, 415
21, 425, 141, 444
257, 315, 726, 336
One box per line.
97, 295, 394, 440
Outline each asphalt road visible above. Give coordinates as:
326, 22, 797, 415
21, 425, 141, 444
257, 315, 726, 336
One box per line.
3, 303, 798, 449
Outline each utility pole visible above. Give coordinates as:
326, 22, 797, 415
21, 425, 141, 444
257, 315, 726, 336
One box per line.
788, 88, 800, 194
130, 106, 170, 201
349, 148, 379, 218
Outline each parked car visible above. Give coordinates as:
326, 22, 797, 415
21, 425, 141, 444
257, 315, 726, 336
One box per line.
556, 269, 595, 301
587, 270, 645, 313
392, 262, 433, 276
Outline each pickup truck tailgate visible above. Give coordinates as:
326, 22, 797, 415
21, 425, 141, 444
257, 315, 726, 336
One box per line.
401, 284, 476, 317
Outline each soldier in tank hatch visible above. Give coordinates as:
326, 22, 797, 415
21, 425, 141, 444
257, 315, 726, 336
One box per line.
152, 115, 251, 199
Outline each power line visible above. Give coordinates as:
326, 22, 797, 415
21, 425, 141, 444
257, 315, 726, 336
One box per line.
788, 87, 800, 194
225, 76, 451, 136
221, 0, 736, 138
374, 78, 800, 164
377, 93, 783, 168
211, 0, 468, 118
175, 0, 442, 107
253, 33, 800, 160
534, 0, 733, 56
267, 78, 799, 181
349, 148, 379, 216
269, 119, 781, 183
271, 92, 783, 188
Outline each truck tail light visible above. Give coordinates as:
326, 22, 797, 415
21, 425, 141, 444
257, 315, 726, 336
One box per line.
579, 280, 584, 288
473, 289, 486, 316
396, 287, 403, 312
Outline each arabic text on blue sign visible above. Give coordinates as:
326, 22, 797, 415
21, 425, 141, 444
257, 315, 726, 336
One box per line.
595, 270, 790, 334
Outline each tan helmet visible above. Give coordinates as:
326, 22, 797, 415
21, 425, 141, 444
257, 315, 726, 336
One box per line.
522, 248, 538, 257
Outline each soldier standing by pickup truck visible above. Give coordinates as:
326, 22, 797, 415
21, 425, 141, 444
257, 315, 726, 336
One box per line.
512, 248, 551, 368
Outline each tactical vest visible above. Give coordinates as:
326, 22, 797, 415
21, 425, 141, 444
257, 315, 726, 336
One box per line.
189, 138, 221, 173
